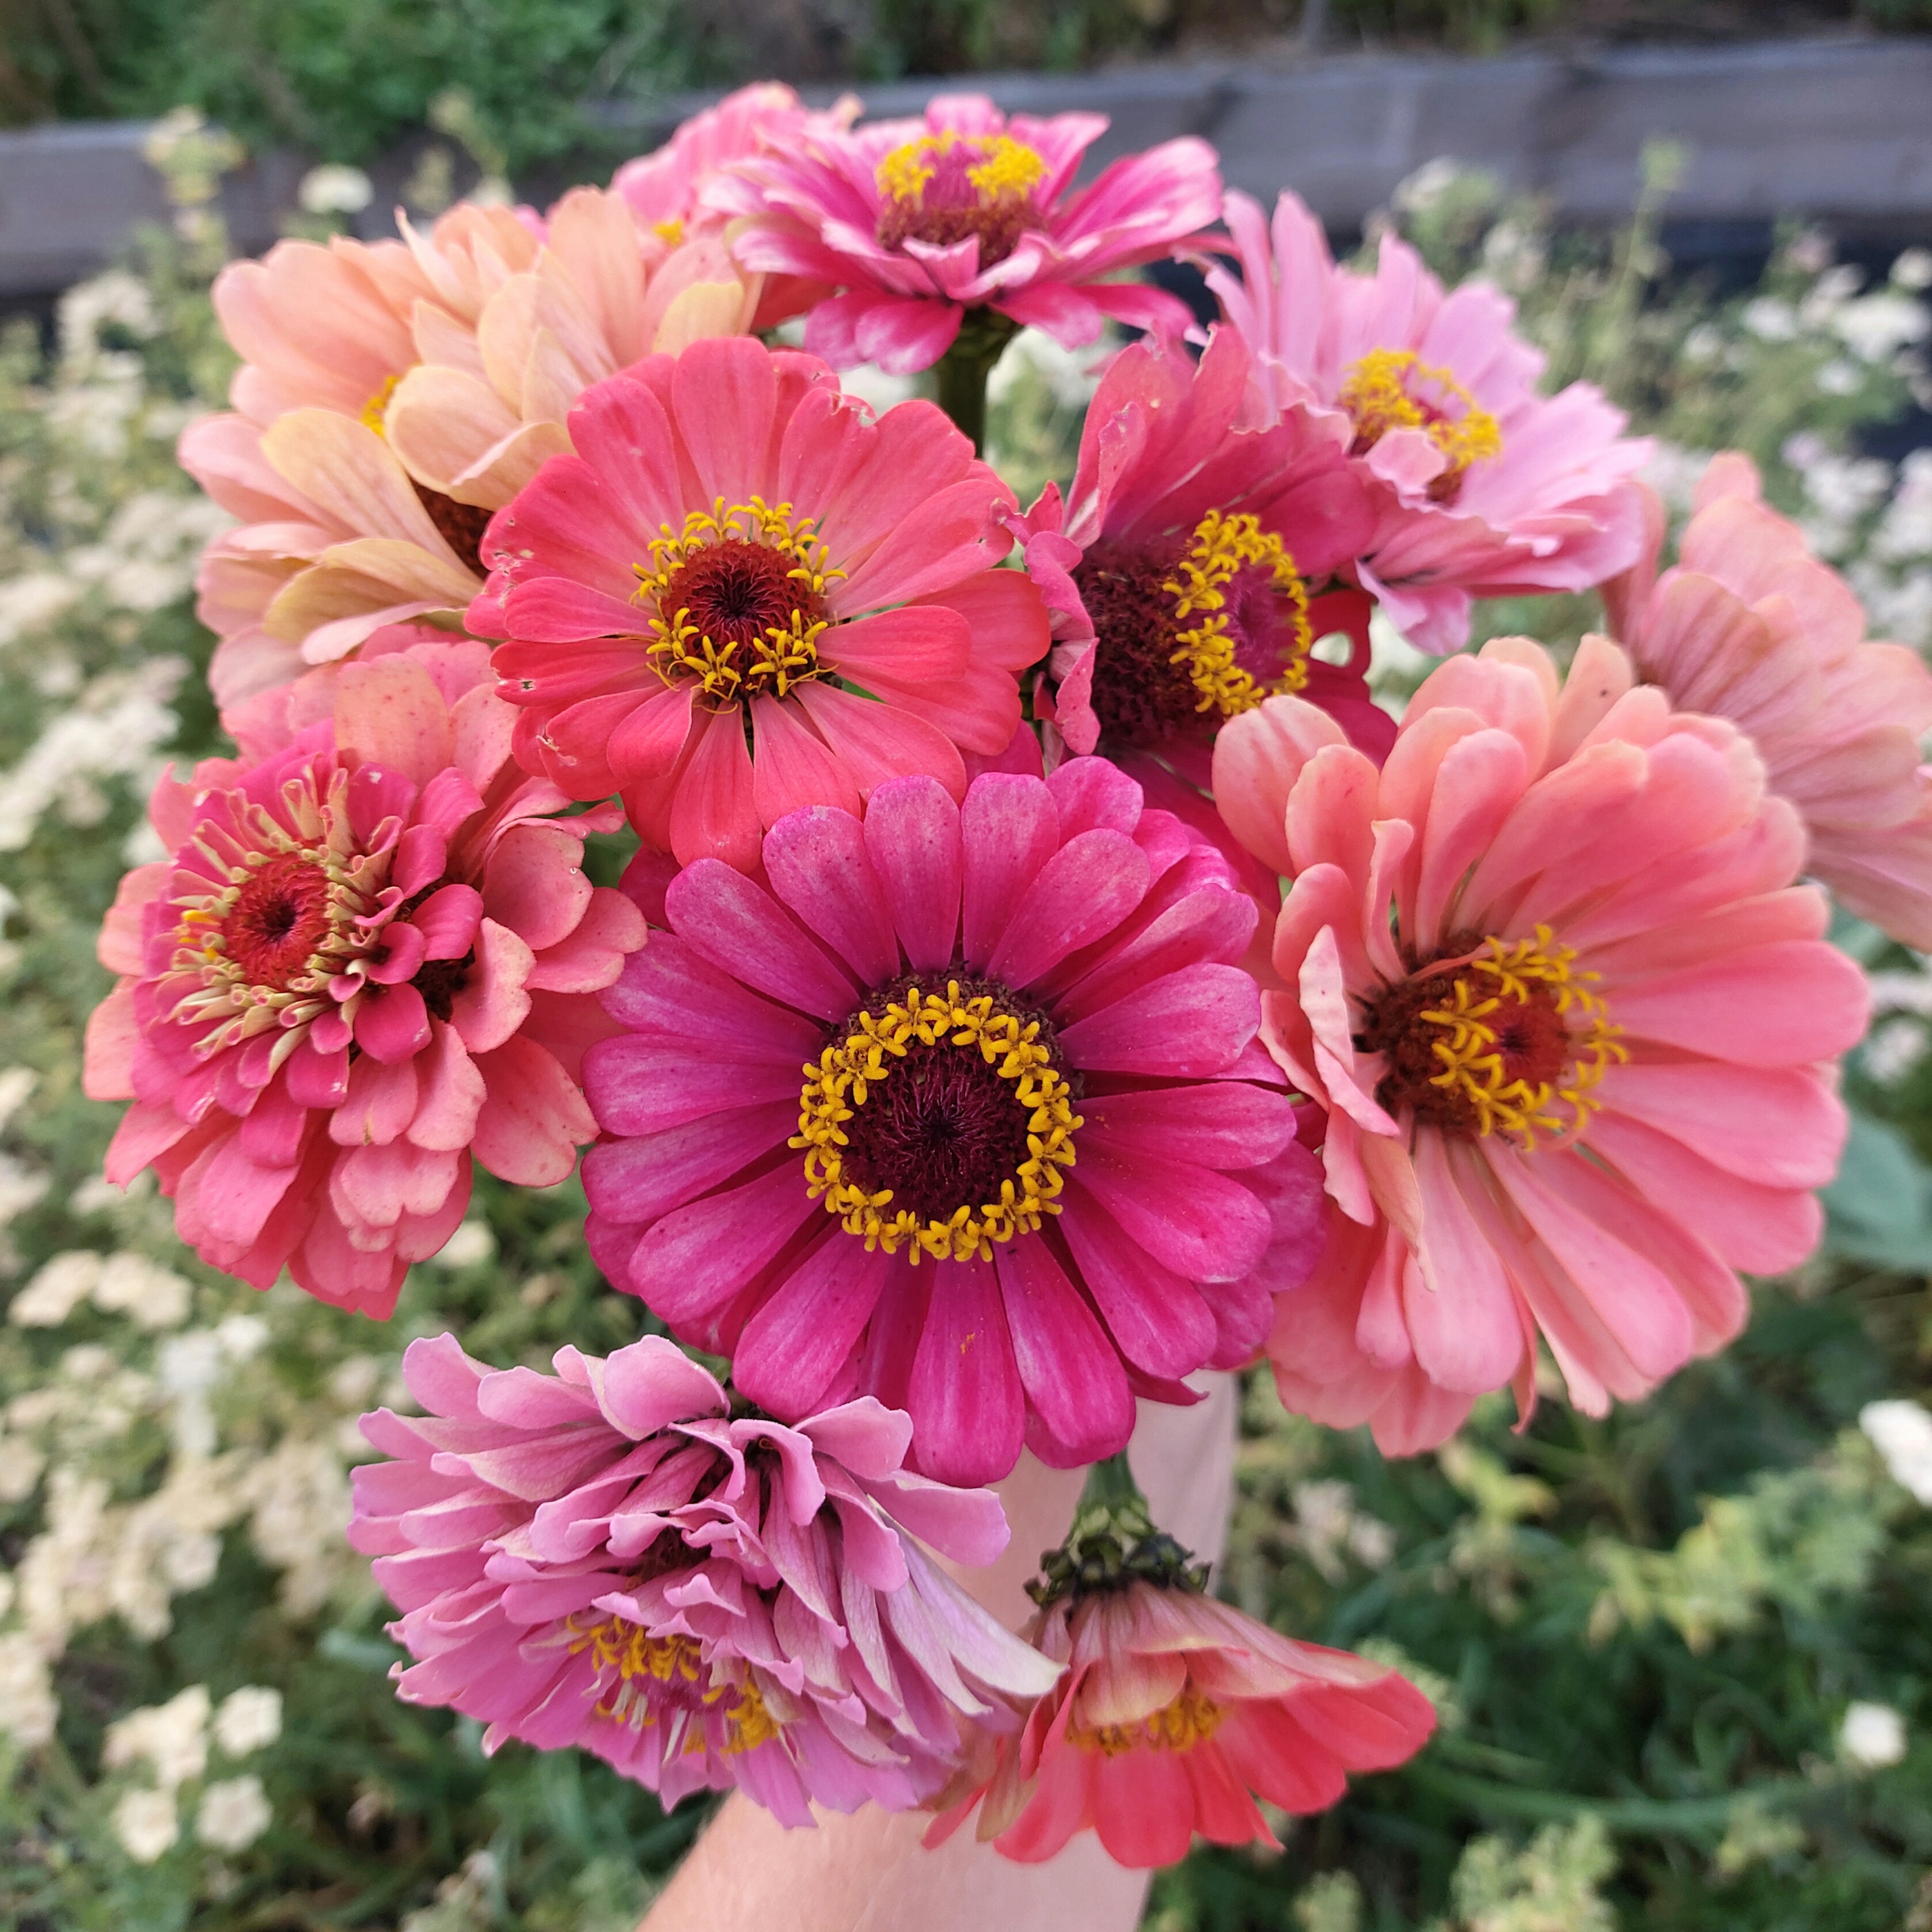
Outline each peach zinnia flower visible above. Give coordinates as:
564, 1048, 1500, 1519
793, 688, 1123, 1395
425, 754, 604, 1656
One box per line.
711, 93, 1221, 373
1604, 451, 1932, 949
1205, 190, 1652, 654
470, 336, 1050, 871
1213, 636, 1868, 1453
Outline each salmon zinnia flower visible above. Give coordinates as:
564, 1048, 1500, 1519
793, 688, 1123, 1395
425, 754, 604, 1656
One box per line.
82, 640, 644, 1315
1206, 190, 1652, 654
1605, 451, 1932, 950
709, 93, 1221, 374
469, 335, 1050, 871
582, 764, 1326, 1487
352, 1333, 1061, 1824
1213, 636, 1868, 1453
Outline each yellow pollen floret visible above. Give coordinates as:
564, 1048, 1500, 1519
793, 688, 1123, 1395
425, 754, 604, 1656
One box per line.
1418, 925, 1627, 1149
359, 373, 401, 437
651, 216, 685, 247
569, 1615, 781, 1755
1338, 348, 1502, 480
875, 130, 1046, 208
631, 496, 843, 704
1161, 509, 1314, 719
789, 980, 1083, 1265
1067, 1682, 1224, 1757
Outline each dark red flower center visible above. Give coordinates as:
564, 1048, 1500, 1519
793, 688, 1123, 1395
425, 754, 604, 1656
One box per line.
660, 538, 826, 656
414, 481, 494, 575
222, 853, 334, 989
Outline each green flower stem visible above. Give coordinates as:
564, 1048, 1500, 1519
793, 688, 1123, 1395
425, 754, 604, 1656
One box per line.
933, 310, 1020, 454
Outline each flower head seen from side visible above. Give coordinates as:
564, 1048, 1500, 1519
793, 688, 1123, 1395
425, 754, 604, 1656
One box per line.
1018, 326, 1388, 783
183, 192, 754, 738
350, 1333, 1061, 1824
1604, 451, 1932, 950
81, 640, 646, 1315
1213, 636, 1869, 1453
580, 761, 1327, 1489
470, 335, 1049, 872
711, 93, 1221, 374
1205, 191, 1652, 654
928, 1479, 1434, 1866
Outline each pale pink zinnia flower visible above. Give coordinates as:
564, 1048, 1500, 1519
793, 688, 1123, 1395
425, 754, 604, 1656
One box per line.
351, 1333, 1062, 1824
1018, 325, 1388, 781
470, 335, 1049, 871
1205, 191, 1652, 654
1604, 451, 1932, 949
709, 93, 1221, 374
582, 765, 1326, 1487
81, 640, 644, 1315
929, 1576, 1433, 1866
1213, 636, 1868, 1453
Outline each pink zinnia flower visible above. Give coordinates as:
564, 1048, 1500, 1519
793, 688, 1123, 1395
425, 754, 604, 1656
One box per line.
1213, 636, 1868, 1453
1018, 325, 1387, 780
351, 1333, 1062, 1824
930, 1577, 1433, 1866
709, 93, 1221, 374
469, 335, 1049, 872
1205, 191, 1652, 654
81, 640, 645, 1315
580, 764, 1326, 1487
1604, 451, 1932, 949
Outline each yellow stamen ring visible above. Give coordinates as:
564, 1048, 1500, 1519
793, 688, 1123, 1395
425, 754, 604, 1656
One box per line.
875, 130, 1047, 208
568, 1615, 781, 1756
1161, 509, 1314, 720
1066, 1682, 1224, 1757
1338, 347, 1502, 481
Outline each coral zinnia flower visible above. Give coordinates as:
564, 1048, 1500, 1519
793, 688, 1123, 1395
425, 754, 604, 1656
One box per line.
351, 1333, 1062, 1824
184, 193, 754, 735
1205, 191, 1652, 654
709, 93, 1221, 374
1017, 326, 1387, 779
1604, 451, 1932, 949
469, 336, 1050, 871
82, 640, 644, 1316
1213, 636, 1868, 1453
931, 1572, 1433, 1866
581, 763, 1325, 1487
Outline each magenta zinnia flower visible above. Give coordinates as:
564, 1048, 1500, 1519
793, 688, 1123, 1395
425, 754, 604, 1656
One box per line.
469, 335, 1049, 871
1019, 325, 1388, 780
351, 1333, 1062, 1824
1213, 637, 1868, 1452
709, 93, 1221, 374
1206, 191, 1652, 654
581, 764, 1326, 1487
1605, 451, 1932, 949
82, 639, 644, 1315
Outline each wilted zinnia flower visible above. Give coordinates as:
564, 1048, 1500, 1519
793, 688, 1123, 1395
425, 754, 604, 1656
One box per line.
82, 639, 644, 1315
1206, 190, 1652, 654
351, 1333, 1062, 1823
1605, 451, 1932, 950
1213, 636, 1868, 1452
582, 762, 1326, 1487
928, 1494, 1433, 1865
710, 93, 1221, 373
470, 335, 1049, 871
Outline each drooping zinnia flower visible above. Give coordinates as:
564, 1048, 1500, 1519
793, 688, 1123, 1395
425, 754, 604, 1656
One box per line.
184, 192, 754, 734
1604, 451, 1932, 949
469, 335, 1050, 871
928, 1510, 1433, 1866
1018, 325, 1388, 779
709, 93, 1221, 374
1205, 190, 1652, 654
351, 1333, 1062, 1824
1213, 636, 1868, 1453
581, 762, 1326, 1487
82, 639, 644, 1315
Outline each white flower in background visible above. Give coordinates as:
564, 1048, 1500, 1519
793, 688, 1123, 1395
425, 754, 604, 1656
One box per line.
113, 1787, 180, 1863
1392, 156, 1463, 215
104, 1683, 210, 1788
1742, 297, 1798, 343
215, 1313, 269, 1362
0, 1631, 59, 1747
0, 1066, 36, 1133
1817, 360, 1861, 396
1862, 1016, 1930, 1087
158, 1329, 225, 1459
1839, 1701, 1908, 1770
0, 573, 80, 648
988, 327, 1103, 411
298, 164, 374, 215
1894, 248, 1932, 293
196, 1775, 272, 1851
10, 1252, 101, 1327
1861, 1400, 1932, 1505
1800, 263, 1864, 327
1834, 291, 1930, 365
1639, 442, 1717, 515
214, 1687, 282, 1758
57, 270, 158, 369
244, 1437, 356, 1616
429, 1220, 496, 1271
1873, 451, 1932, 561
0, 1434, 45, 1502
92, 1252, 193, 1331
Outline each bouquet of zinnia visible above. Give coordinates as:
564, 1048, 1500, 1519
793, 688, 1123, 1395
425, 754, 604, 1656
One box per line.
79, 79, 1906, 1873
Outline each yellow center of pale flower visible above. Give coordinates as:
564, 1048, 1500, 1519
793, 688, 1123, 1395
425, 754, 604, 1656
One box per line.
1067, 1682, 1224, 1756
1338, 348, 1502, 502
